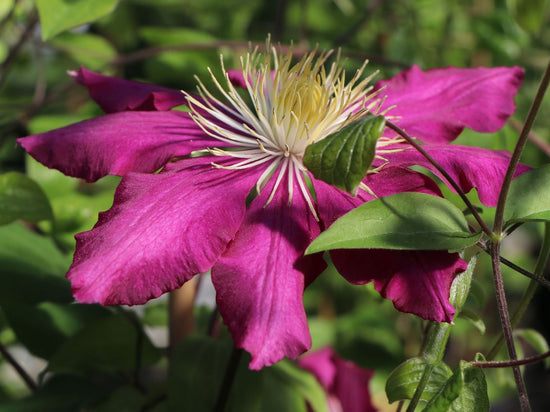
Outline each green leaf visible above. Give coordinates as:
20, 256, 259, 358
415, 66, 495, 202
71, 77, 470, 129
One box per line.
50, 32, 117, 70
423, 361, 489, 412
168, 335, 233, 411
47, 313, 161, 374
169, 336, 327, 412
0, 375, 116, 412
2, 302, 110, 359
306, 192, 480, 254
386, 357, 453, 403
89, 385, 147, 412
458, 309, 486, 335
303, 115, 385, 196
267, 361, 329, 412
504, 165, 550, 226
449, 255, 476, 313
514, 328, 550, 367
0, 172, 52, 225
36, 0, 120, 41
509, 0, 550, 33
0, 223, 72, 304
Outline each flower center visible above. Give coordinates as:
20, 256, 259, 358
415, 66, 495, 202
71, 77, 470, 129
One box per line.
185, 41, 385, 217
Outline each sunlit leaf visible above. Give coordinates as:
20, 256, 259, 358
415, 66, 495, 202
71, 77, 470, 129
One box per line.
303, 115, 385, 196
37, 0, 120, 40
504, 165, 550, 226
307, 193, 480, 254
0, 172, 52, 225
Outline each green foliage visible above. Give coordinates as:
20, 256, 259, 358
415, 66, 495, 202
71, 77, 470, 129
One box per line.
169, 335, 328, 412
504, 164, 550, 226
303, 114, 385, 196
0, 172, 52, 225
36, 0, 120, 40
386, 357, 453, 403
307, 193, 480, 254
423, 361, 489, 412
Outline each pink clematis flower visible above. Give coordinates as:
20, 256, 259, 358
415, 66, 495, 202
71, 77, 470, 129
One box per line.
297, 347, 377, 412
18, 44, 524, 369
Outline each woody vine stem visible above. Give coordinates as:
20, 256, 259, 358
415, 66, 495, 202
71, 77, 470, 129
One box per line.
388, 57, 550, 411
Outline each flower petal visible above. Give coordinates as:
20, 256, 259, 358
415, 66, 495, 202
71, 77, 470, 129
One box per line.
376, 65, 524, 143
70, 67, 188, 112
68, 157, 260, 305
298, 347, 377, 412
18, 111, 223, 182
387, 145, 530, 206
331, 249, 466, 322
212, 173, 325, 369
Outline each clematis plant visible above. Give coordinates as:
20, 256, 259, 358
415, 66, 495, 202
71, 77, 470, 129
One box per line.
297, 347, 377, 412
18, 42, 524, 370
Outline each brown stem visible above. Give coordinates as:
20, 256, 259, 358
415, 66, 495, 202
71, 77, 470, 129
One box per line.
490, 242, 531, 411
0, 341, 37, 392
472, 350, 550, 368
386, 121, 492, 237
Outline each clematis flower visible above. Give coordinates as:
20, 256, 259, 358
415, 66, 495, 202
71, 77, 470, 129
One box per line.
297, 347, 377, 412
18, 43, 524, 369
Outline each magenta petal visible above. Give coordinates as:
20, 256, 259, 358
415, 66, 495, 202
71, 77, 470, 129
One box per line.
70, 67, 188, 112
18, 111, 222, 182
331, 249, 466, 322
376, 65, 524, 143
314, 166, 441, 228
212, 175, 324, 369
68, 158, 260, 305
298, 347, 377, 412
387, 145, 530, 206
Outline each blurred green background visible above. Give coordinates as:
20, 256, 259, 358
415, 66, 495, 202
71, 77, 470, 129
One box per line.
0, 0, 549, 411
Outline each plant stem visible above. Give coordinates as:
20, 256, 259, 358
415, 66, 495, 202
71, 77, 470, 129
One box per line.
487, 59, 550, 412
406, 364, 434, 412
472, 350, 550, 368
487, 222, 550, 360
477, 241, 550, 290
0, 341, 37, 392
490, 242, 530, 411
386, 121, 492, 237
213, 347, 242, 412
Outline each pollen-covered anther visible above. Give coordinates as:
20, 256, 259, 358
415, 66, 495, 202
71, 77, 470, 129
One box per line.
187, 40, 379, 215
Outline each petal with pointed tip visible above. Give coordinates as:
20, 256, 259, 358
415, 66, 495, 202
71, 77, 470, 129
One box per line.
376, 65, 524, 143
68, 157, 260, 305
212, 173, 324, 369
18, 111, 225, 182
70, 67, 188, 112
